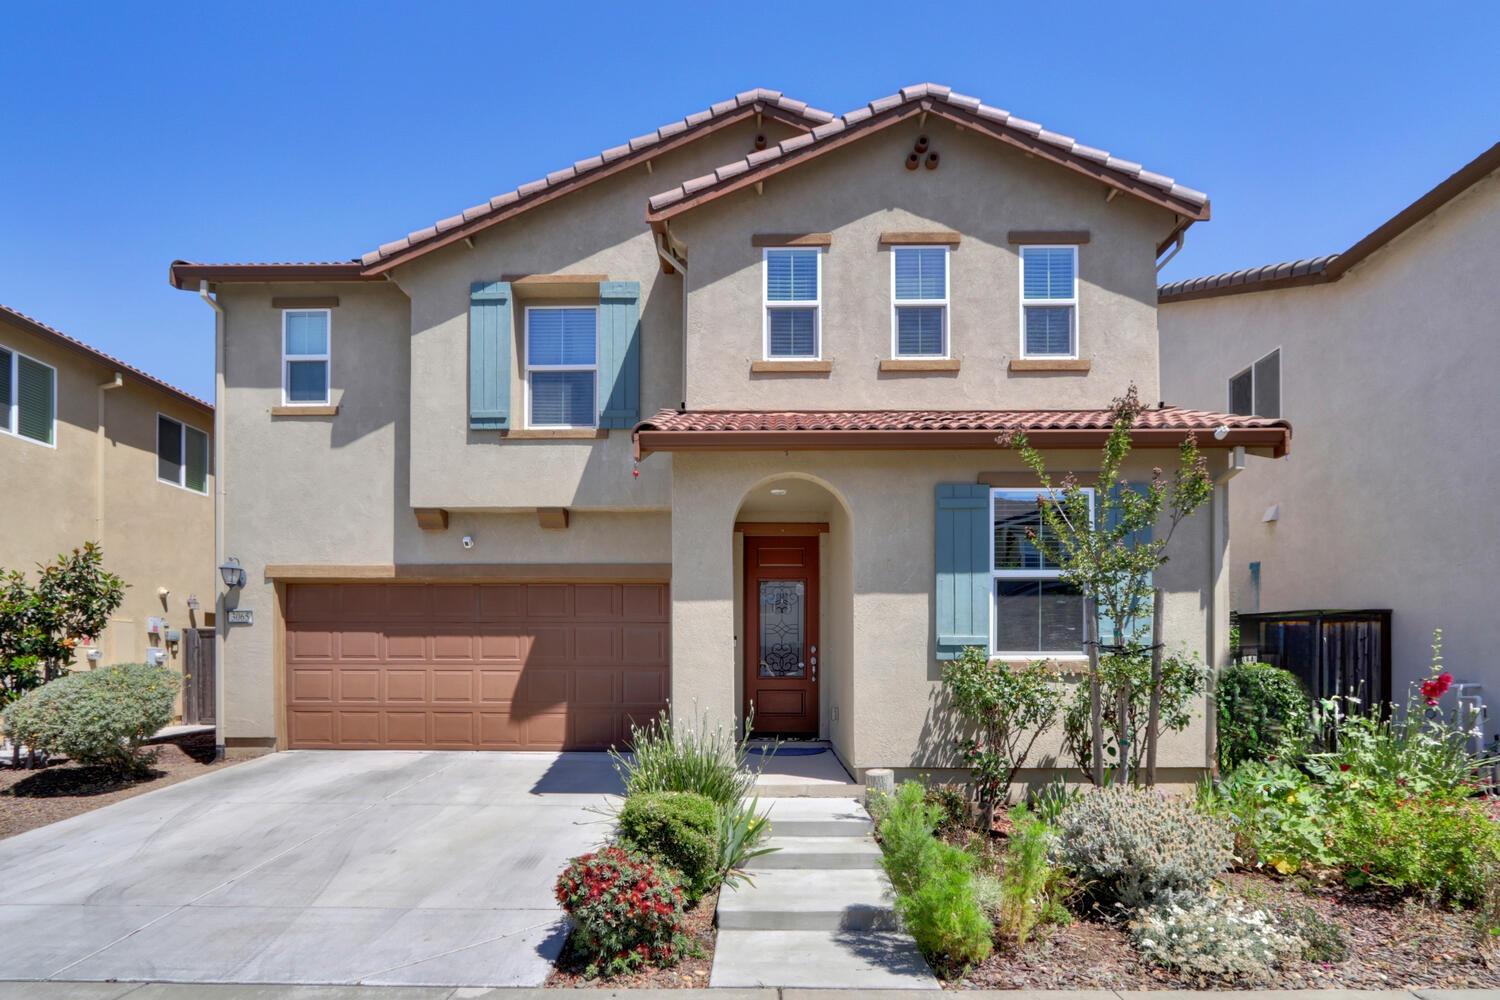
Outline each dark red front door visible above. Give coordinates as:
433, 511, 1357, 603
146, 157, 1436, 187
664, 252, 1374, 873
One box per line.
743, 535, 819, 735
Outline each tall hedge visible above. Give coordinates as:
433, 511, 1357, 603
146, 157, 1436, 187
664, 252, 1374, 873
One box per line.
1216, 662, 1312, 769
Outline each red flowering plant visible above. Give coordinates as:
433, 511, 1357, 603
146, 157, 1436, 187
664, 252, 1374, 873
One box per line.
554, 845, 690, 978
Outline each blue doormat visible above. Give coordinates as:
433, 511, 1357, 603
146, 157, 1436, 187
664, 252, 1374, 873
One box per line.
745, 745, 825, 757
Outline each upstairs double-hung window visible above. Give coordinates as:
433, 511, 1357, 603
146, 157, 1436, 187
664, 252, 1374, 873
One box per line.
1020, 246, 1078, 358
763, 248, 820, 358
282, 309, 330, 404
892, 246, 949, 358
0, 344, 55, 446
525, 306, 597, 428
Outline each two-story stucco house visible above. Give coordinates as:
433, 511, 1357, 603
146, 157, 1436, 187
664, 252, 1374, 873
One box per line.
1160, 142, 1500, 716
171, 85, 1287, 777
0, 304, 216, 722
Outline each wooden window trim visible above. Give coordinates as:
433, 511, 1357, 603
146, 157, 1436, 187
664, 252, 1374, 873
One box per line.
751, 233, 833, 247
750, 359, 832, 374
502, 428, 608, 440
878, 231, 961, 246
272, 296, 339, 309
1008, 359, 1091, 373
1007, 230, 1091, 245
271, 404, 339, 416
879, 358, 960, 372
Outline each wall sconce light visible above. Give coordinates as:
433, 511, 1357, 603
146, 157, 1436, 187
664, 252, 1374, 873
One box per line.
186, 594, 201, 612
219, 557, 247, 589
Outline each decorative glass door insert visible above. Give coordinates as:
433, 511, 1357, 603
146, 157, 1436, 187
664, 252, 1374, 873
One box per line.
758, 580, 805, 678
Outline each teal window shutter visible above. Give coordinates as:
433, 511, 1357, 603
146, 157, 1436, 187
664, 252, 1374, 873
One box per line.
935, 483, 991, 660
1098, 482, 1153, 651
469, 281, 511, 430
597, 280, 641, 428
16, 354, 54, 445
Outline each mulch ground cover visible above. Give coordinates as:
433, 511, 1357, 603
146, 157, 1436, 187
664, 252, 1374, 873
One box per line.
949, 841, 1499, 990
546, 886, 719, 989
0, 731, 246, 839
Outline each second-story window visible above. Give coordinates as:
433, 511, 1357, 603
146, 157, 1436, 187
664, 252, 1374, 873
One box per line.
525, 306, 597, 428
0, 343, 56, 447
1229, 348, 1281, 418
157, 413, 209, 494
1020, 246, 1078, 358
282, 309, 330, 405
763, 248, 820, 359
892, 246, 949, 358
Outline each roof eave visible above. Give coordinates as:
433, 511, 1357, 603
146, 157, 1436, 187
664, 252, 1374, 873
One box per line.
632, 425, 1288, 461
646, 98, 1212, 227
169, 260, 371, 290
364, 101, 820, 277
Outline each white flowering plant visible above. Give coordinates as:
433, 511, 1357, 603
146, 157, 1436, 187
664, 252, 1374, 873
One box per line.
1131, 895, 1303, 982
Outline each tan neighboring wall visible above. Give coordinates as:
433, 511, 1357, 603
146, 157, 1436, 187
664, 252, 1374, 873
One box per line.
0, 314, 214, 714
1160, 169, 1500, 698
670, 120, 1176, 410
666, 447, 1223, 777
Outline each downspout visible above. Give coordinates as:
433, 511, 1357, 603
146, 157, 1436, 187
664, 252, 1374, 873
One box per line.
653, 229, 688, 409
94, 372, 124, 664
1156, 231, 1186, 273
198, 280, 228, 761
1207, 442, 1246, 773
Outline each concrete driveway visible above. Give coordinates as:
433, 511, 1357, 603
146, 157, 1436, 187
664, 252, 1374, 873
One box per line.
0, 750, 622, 987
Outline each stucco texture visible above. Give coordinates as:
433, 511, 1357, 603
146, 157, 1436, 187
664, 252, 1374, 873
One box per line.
665, 448, 1221, 777
671, 119, 1175, 411
1160, 171, 1500, 701
0, 316, 214, 712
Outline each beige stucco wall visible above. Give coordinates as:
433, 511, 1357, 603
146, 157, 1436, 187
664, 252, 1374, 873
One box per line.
389, 118, 801, 512
669, 447, 1223, 776
0, 317, 214, 712
671, 120, 1176, 411
1160, 171, 1500, 702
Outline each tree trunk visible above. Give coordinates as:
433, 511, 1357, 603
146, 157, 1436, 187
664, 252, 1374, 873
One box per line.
1086, 597, 1104, 786
1145, 587, 1165, 786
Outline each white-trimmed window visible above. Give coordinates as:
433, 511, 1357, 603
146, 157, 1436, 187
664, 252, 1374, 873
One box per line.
990, 486, 1093, 657
763, 248, 821, 358
891, 246, 949, 358
525, 306, 598, 428
157, 413, 209, 494
1229, 348, 1280, 419
1020, 245, 1078, 358
0, 343, 56, 447
282, 309, 330, 404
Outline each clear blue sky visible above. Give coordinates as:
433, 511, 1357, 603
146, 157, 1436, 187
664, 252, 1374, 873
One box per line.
3, 2, 1497, 401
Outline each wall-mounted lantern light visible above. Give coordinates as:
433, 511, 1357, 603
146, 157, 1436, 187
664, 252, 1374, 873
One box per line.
219, 557, 247, 589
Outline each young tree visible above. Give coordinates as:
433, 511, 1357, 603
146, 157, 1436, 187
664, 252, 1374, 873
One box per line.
1003, 386, 1213, 785
0, 542, 127, 697
941, 648, 1061, 829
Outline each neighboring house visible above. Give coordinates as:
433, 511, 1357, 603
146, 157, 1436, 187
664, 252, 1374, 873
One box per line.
0, 304, 216, 722
171, 84, 1287, 779
1160, 142, 1500, 714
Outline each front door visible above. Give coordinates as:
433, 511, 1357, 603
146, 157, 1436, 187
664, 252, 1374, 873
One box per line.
743, 534, 819, 735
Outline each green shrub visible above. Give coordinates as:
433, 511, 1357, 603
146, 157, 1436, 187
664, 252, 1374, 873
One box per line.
1131, 895, 1303, 982
616, 791, 720, 901
923, 783, 970, 834
554, 846, 689, 978
1056, 785, 1232, 910
1273, 903, 1348, 964
1216, 663, 1312, 769
877, 781, 993, 968
1198, 762, 1332, 874
610, 709, 756, 808
1332, 794, 1500, 905
3, 662, 178, 774
995, 805, 1066, 945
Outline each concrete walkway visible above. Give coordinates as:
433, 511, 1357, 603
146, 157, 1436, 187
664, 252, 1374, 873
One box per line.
0, 750, 622, 988
4, 983, 1493, 998
712, 797, 937, 989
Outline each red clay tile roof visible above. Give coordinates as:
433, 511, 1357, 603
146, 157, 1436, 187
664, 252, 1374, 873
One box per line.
647, 83, 1209, 226
633, 407, 1290, 459
357, 89, 831, 274
0, 304, 212, 413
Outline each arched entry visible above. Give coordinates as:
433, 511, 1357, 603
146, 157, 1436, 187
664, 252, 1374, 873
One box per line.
732, 475, 852, 740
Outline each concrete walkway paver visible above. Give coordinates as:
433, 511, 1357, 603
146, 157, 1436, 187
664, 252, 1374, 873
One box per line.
0, 750, 621, 988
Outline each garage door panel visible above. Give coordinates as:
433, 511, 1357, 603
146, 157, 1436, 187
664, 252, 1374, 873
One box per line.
286, 582, 668, 750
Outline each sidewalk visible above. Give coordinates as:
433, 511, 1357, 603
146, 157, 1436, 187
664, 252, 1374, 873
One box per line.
4, 984, 1496, 999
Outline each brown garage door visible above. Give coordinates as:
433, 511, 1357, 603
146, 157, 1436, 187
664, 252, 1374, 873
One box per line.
284, 581, 669, 750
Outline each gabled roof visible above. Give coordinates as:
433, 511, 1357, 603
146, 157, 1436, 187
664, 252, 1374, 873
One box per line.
1160, 140, 1500, 303
632, 406, 1289, 459
646, 83, 1210, 244
0, 304, 212, 413
171, 89, 830, 289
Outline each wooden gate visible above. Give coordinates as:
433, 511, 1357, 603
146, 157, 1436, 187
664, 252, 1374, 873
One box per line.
182, 627, 216, 724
